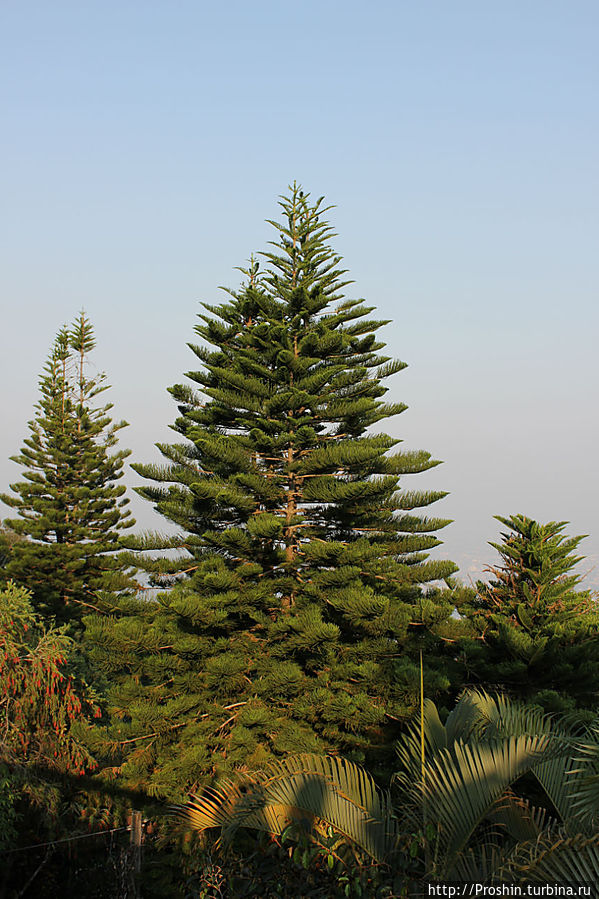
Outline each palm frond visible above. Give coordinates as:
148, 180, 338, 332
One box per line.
173, 754, 398, 864
451, 842, 518, 882
486, 791, 556, 843
567, 725, 599, 826
395, 699, 448, 793
509, 833, 599, 882
444, 690, 494, 743
415, 734, 555, 877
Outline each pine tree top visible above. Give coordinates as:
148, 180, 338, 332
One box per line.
485, 513, 590, 613
134, 183, 456, 587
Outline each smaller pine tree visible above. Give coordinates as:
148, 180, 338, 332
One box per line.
1, 313, 137, 625
459, 514, 599, 711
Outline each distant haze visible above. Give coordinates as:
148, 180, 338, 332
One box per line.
1, 1, 598, 588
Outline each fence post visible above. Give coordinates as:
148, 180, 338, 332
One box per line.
130, 810, 143, 874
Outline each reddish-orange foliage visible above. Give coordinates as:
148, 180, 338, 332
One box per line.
0, 582, 99, 775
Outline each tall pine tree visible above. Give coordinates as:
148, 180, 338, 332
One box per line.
88, 186, 462, 795
1, 312, 137, 625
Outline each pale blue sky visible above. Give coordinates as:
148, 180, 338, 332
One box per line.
2, 1, 598, 584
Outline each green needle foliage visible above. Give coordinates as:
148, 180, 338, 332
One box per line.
1, 313, 137, 626
88, 185, 461, 796
459, 514, 599, 712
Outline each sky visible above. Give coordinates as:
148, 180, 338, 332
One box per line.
2, 0, 598, 586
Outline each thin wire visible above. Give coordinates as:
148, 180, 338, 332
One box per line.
1, 825, 130, 855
